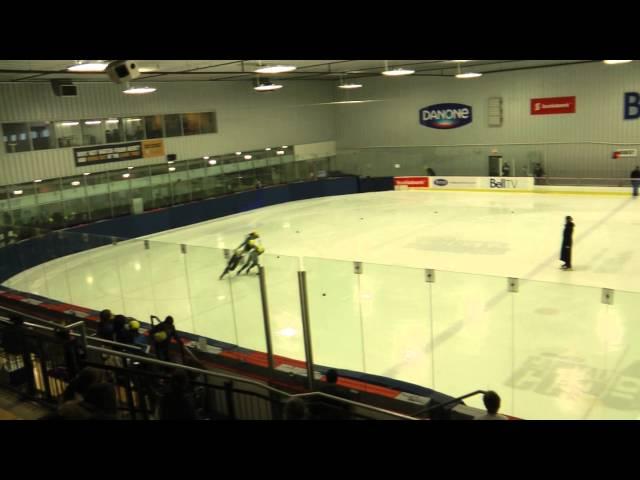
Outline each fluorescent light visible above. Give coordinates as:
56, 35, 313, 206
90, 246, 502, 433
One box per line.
455, 72, 482, 78
127, 166, 134, 170
126, 118, 142, 122
34, 179, 42, 183
236, 152, 242, 155
254, 82, 283, 91
61, 121, 79, 126
451, 60, 471, 63
13, 190, 23, 195
244, 154, 252, 160
84, 120, 101, 125
67, 62, 108, 72
603, 60, 632, 65
276, 150, 285, 155
265, 147, 271, 151
122, 173, 130, 179
167, 161, 174, 164
138, 67, 156, 73
71, 181, 81, 186
123, 86, 156, 94
208, 159, 217, 165
382, 68, 415, 76
203, 156, 210, 160
281, 146, 288, 148
83, 172, 91, 176
338, 83, 363, 89
254, 65, 296, 74
168, 167, 176, 172
106, 119, 119, 124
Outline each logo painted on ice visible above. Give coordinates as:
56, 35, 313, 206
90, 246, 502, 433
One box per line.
419, 103, 473, 129
434, 179, 449, 186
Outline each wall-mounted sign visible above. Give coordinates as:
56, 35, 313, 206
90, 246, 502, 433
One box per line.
624, 92, 640, 120
530, 96, 576, 115
419, 103, 473, 129
612, 149, 637, 159
74, 139, 165, 167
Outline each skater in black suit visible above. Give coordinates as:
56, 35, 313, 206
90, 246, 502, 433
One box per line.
560, 216, 574, 270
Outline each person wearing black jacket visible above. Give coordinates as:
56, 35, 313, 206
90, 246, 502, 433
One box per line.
560, 216, 575, 270
630, 166, 640, 197
149, 316, 181, 362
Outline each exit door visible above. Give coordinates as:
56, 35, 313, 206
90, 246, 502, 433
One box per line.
488, 156, 502, 176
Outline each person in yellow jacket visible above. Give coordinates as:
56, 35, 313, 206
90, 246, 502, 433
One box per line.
237, 244, 265, 275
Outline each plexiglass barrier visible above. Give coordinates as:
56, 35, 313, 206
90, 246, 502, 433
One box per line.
3, 228, 640, 419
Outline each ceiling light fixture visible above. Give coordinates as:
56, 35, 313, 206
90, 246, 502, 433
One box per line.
244, 154, 252, 160
338, 82, 363, 89
71, 181, 81, 186
61, 121, 79, 126
34, 179, 42, 183
106, 119, 119, 124
254, 64, 296, 74
83, 172, 91, 176
265, 147, 271, 151
451, 60, 471, 63
455, 62, 482, 79
13, 190, 23, 195
84, 120, 102, 125
208, 159, 217, 165
276, 150, 285, 155
122, 173, 130, 179
67, 61, 108, 72
236, 152, 242, 155
382, 60, 415, 76
168, 167, 176, 172
603, 60, 632, 65
254, 81, 283, 92
123, 86, 156, 94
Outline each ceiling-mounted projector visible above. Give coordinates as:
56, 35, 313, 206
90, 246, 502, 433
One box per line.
106, 60, 140, 84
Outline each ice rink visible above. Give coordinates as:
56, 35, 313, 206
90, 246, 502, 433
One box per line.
6, 190, 640, 419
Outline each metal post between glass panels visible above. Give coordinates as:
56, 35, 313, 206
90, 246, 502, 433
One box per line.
297, 270, 314, 390
257, 265, 275, 373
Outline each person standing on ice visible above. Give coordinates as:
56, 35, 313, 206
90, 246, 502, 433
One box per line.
560, 216, 574, 270
630, 166, 640, 197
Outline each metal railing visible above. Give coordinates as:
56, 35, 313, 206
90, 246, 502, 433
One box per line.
0, 309, 417, 420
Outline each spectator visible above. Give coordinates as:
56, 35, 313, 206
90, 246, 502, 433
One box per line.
630, 166, 640, 197
62, 367, 101, 402
283, 397, 308, 420
533, 163, 546, 185
474, 391, 508, 420
96, 309, 115, 341
113, 314, 128, 344
158, 369, 198, 420
501, 161, 511, 177
426, 167, 436, 176
56, 382, 118, 420
149, 315, 181, 362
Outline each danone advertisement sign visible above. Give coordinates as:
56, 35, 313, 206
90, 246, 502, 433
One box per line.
419, 103, 473, 129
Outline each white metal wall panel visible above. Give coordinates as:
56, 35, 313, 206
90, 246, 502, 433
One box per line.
0, 80, 336, 185
334, 62, 640, 177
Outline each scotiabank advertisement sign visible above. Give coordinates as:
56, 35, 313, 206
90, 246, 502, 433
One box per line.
394, 176, 429, 189
531, 96, 576, 115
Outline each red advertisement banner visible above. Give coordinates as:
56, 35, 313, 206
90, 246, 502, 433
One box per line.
394, 176, 429, 188
531, 96, 576, 115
